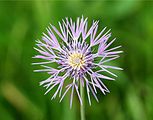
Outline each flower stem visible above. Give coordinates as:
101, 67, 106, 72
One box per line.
80, 84, 85, 120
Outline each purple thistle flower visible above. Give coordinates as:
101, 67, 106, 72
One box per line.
33, 16, 123, 108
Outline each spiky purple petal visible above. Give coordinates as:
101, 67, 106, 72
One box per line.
33, 16, 122, 107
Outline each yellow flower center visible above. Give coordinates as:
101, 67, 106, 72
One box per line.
68, 52, 85, 70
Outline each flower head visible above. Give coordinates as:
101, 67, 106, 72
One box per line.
33, 16, 122, 107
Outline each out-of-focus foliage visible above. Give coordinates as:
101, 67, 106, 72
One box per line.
0, 1, 153, 120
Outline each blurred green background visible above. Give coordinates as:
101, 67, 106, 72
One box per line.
0, 1, 153, 120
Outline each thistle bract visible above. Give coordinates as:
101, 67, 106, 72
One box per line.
33, 16, 122, 107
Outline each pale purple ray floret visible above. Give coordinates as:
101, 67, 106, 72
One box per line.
33, 16, 123, 108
